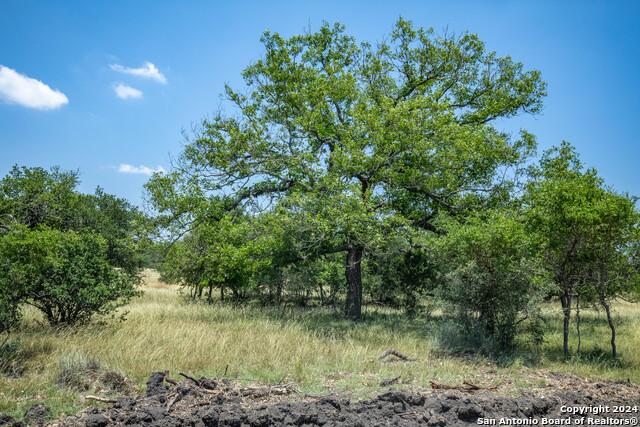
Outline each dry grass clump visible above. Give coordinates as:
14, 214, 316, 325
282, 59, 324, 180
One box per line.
57, 354, 102, 391
0, 339, 24, 377
57, 353, 137, 395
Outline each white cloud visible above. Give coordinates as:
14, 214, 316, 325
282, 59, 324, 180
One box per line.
110, 61, 167, 83
114, 83, 143, 99
0, 65, 68, 110
118, 164, 165, 175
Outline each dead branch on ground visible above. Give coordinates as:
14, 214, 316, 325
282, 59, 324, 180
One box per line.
376, 348, 416, 362
85, 395, 117, 403
164, 370, 178, 385
166, 393, 180, 411
380, 376, 401, 387
430, 380, 498, 392
462, 380, 498, 391
179, 372, 200, 386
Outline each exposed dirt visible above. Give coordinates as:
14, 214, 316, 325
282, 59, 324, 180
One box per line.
3, 371, 640, 426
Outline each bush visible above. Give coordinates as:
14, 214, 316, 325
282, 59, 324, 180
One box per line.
0, 230, 23, 338
365, 242, 436, 316
0, 296, 20, 341
0, 226, 140, 326
434, 212, 543, 348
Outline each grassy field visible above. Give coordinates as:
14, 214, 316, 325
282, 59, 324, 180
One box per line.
1, 270, 639, 420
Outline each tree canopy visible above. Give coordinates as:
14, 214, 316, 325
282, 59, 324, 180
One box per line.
147, 18, 547, 320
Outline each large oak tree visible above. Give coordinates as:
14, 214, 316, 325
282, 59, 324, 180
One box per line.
147, 18, 546, 320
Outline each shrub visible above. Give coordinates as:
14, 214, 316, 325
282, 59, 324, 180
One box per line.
0, 296, 20, 343
434, 212, 543, 348
0, 226, 140, 326
0, 229, 23, 339
365, 242, 436, 316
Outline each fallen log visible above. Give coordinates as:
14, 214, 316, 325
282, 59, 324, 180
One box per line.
429, 381, 460, 390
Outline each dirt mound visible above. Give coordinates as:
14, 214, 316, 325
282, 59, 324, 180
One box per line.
5, 371, 639, 426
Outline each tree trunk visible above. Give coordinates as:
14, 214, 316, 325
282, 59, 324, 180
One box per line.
599, 293, 617, 359
560, 291, 571, 359
345, 246, 363, 321
276, 268, 282, 306
576, 294, 581, 354
319, 282, 325, 305
596, 264, 617, 359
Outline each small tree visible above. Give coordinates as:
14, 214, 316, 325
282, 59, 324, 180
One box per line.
0, 166, 144, 326
581, 191, 639, 358
78, 187, 147, 275
159, 216, 264, 301
0, 165, 79, 230
523, 142, 639, 358
434, 211, 542, 348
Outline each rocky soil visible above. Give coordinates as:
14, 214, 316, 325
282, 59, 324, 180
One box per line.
2, 371, 639, 426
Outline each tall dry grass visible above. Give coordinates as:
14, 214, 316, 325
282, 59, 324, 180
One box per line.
1, 270, 639, 419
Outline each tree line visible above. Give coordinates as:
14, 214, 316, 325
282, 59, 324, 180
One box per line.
1, 18, 638, 360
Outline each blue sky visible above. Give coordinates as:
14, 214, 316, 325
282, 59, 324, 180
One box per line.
1, 1, 639, 207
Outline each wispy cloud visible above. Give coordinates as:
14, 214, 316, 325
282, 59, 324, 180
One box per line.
110, 61, 167, 84
114, 83, 143, 99
0, 65, 68, 110
118, 164, 165, 175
